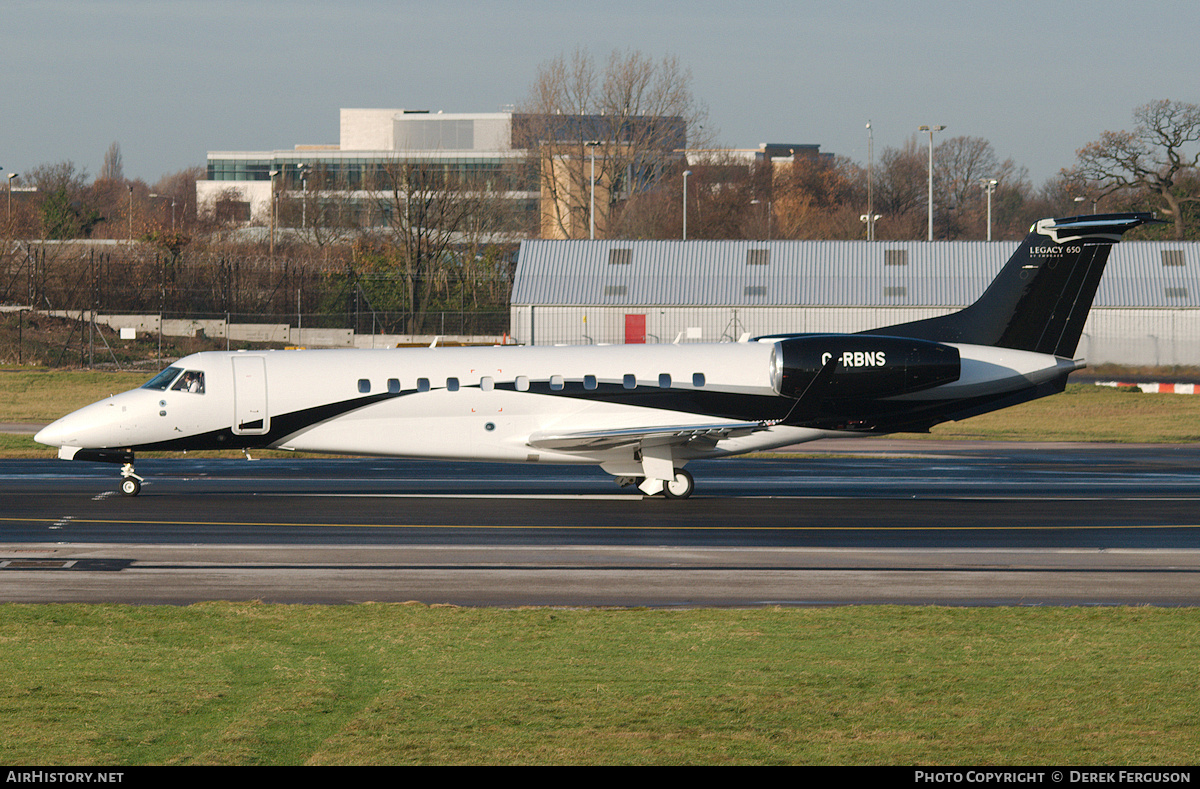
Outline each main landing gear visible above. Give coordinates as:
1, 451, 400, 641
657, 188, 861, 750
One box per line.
119, 462, 144, 497
615, 468, 695, 499
662, 468, 694, 499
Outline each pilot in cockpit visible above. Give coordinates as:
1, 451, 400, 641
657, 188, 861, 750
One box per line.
172, 371, 205, 394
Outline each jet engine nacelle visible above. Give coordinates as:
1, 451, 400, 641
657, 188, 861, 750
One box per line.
773, 335, 960, 399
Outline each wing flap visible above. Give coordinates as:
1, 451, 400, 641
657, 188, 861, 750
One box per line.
527, 420, 776, 453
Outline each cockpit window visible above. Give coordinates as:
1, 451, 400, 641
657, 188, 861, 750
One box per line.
171, 371, 206, 394
142, 366, 183, 391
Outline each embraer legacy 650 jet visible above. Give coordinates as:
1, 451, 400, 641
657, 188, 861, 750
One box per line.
36, 213, 1158, 498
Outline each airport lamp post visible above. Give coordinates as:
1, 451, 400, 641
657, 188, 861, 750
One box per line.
298, 164, 310, 230
269, 170, 279, 261
919, 125, 945, 240
586, 141, 599, 240
866, 121, 875, 241
7, 173, 17, 225
149, 193, 178, 232
682, 170, 692, 240
750, 198, 773, 240
979, 178, 998, 241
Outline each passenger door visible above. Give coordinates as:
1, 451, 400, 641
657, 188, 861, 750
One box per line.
231, 355, 270, 435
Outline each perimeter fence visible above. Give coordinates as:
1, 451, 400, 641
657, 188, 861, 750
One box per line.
1, 241, 515, 338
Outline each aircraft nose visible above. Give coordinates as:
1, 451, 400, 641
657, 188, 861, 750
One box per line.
34, 412, 82, 448
33, 395, 132, 449
34, 419, 69, 448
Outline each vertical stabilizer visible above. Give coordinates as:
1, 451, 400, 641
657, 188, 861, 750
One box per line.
865, 213, 1159, 357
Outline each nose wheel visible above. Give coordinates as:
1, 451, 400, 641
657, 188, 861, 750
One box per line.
119, 463, 144, 497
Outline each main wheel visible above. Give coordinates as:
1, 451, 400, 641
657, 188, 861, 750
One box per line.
662, 468, 694, 499
119, 477, 141, 497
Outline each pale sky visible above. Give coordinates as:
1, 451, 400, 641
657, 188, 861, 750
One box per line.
4, 0, 1198, 187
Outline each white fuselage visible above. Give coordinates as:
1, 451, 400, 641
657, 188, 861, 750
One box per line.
36, 341, 1076, 477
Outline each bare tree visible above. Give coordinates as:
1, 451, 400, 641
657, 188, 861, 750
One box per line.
872, 137, 926, 239
933, 136, 1028, 239
152, 166, 204, 231
516, 48, 711, 239
276, 165, 361, 250
100, 142, 124, 182
25, 161, 98, 239
367, 158, 516, 331
773, 154, 865, 240
1070, 99, 1200, 239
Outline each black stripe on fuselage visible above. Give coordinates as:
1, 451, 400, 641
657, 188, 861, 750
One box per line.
124, 374, 1057, 453
129, 382, 789, 452
131, 391, 405, 452
492, 380, 791, 422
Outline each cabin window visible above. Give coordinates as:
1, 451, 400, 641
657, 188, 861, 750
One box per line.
387, 378, 401, 394
516, 376, 529, 391
447, 377, 460, 392
693, 373, 705, 388
659, 374, 672, 388
142, 367, 182, 391
550, 375, 565, 391
584, 375, 597, 390
623, 374, 636, 389
171, 371, 206, 394
417, 378, 431, 392
481, 376, 494, 391
358, 379, 371, 394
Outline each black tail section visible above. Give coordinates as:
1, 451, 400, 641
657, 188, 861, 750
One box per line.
864, 213, 1160, 356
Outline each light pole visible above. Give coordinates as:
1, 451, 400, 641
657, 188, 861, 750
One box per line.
7, 173, 18, 225
149, 194, 178, 232
918, 124, 945, 240
585, 141, 599, 240
127, 184, 134, 242
979, 178, 998, 241
1074, 195, 1098, 214
269, 170, 279, 260
866, 121, 875, 241
298, 164, 311, 230
750, 198, 773, 240
682, 170, 692, 240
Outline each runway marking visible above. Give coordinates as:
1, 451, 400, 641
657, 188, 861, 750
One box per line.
276, 493, 643, 500
1, 516, 1199, 531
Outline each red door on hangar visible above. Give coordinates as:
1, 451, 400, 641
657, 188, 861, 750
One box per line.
625, 314, 646, 344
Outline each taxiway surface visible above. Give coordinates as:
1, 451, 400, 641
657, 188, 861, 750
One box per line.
2, 441, 1199, 606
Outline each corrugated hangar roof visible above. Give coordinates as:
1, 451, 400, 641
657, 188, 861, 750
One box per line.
512, 240, 1200, 308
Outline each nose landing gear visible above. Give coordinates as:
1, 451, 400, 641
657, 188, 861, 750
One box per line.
119, 462, 144, 497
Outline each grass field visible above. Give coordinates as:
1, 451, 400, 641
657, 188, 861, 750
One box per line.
1, 604, 1198, 766
2, 369, 1199, 765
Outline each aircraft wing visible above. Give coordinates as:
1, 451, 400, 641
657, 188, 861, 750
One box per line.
526, 420, 776, 453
